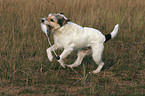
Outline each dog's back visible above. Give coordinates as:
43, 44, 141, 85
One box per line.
55, 22, 105, 49
84, 27, 105, 43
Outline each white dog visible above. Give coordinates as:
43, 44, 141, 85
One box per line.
41, 13, 119, 74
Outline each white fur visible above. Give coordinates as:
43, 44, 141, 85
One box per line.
41, 22, 48, 35
46, 22, 119, 74
111, 24, 119, 39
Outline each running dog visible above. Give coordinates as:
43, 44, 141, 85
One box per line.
41, 13, 119, 74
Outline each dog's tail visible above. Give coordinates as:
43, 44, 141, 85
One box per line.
104, 24, 119, 43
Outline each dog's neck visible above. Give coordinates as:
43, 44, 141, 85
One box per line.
52, 21, 71, 34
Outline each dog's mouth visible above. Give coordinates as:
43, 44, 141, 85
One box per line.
47, 24, 53, 30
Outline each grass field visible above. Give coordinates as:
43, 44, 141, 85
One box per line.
0, 0, 145, 95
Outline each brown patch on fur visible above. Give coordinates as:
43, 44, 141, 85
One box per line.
46, 13, 70, 29
47, 14, 61, 29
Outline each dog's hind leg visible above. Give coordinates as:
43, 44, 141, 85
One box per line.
91, 44, 104, 74
67, 49, 91, 68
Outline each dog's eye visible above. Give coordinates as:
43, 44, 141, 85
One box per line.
50, 19, 54, 22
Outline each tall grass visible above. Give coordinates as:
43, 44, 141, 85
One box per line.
0, 0, 145, 95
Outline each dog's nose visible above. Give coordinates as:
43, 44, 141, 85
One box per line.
41, 19, 45, 23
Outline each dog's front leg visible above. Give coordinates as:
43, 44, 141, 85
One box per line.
58, 48, 73, 68
46, 44, 58, 61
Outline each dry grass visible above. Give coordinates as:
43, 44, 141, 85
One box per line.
0, 0, 145, 95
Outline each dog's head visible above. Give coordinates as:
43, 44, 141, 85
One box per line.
41, 13, 70, 29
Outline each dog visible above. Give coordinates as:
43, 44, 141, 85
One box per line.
41, 13, 119, 74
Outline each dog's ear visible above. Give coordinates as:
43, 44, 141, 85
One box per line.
56, 13, 70, 27
58, 18, 71, 27
57, 17, 65, 27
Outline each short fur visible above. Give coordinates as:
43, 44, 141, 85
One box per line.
42, 13, 119, 74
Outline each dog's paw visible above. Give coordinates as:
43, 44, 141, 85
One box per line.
92, 70, 100, 74
57, 59, 66, 68
47, 54, 53, 61
61, 64, 66, 68
67, 65, 73, 69
46, 49, 53, 61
